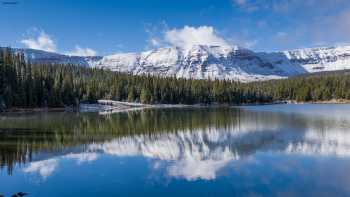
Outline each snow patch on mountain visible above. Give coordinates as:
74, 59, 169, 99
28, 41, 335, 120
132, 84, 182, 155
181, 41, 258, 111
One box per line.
283, 46, 350, 72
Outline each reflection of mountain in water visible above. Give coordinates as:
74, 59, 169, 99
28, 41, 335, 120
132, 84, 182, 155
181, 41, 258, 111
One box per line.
1, 106, 350, 179
87, 109, 350, 180
0, 108, 241, 174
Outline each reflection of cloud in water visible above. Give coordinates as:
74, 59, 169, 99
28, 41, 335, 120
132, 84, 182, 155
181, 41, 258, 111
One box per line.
22, 153, 98, 178
23, 159, 58, 179
88, 128, 245, 180
65, 153, 99, 164
167, 147, 237, 180
286, 128, 350, 157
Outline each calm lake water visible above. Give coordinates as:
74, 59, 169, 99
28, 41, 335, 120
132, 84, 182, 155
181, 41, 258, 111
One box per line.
1, 104, 350, 197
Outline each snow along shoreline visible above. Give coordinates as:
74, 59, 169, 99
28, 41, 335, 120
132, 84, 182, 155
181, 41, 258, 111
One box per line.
80, 99, 350, 114
79, 100, 195, 115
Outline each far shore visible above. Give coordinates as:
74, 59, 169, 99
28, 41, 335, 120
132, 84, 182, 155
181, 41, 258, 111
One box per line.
1, 99, 350, 114
0, 107, 68, 114
287, 99, 350, 104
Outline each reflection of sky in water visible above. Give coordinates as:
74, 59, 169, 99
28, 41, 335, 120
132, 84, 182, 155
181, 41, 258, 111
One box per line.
240, 104, 350, 121
2, 104, 350, 196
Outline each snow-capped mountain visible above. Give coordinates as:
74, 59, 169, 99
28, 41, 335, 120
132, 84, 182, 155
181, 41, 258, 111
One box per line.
10, 44, 350, 82
92, 45, 298, 82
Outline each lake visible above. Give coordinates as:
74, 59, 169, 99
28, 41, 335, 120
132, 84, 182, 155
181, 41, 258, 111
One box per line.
1, 104, 350, 197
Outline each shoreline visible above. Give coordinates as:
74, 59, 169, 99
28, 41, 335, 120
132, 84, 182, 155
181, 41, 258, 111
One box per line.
0, 107, 68, 114
287, 99, 350, 104
2, 99, 350, 114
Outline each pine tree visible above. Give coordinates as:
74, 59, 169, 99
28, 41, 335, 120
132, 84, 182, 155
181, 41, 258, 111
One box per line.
140, 87, 152, 104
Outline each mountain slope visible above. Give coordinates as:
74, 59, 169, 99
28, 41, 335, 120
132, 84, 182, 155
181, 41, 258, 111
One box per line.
9, 45, 350, 82
93, 45, 296, 82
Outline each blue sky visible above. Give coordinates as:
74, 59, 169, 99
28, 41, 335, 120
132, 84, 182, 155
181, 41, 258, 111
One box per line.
1, 0, 350, 55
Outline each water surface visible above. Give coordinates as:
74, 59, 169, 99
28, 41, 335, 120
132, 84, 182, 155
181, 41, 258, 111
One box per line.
1, 104, 350, 196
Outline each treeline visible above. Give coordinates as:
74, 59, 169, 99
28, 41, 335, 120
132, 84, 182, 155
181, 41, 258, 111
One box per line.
249, 70, 350, 102
1, 47, 350, 109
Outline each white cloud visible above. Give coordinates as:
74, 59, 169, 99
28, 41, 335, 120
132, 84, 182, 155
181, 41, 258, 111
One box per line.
149, 38, 162, 47
23, 159, 58, 179
66, 46, 97, 56
164, 26, 231, 50
21, 31, 57, 52
232, 0, 347, 13
145, 25, 261, 50
145, 25, 234, 50
21, 29, 97, 56
232, 0, 260, 12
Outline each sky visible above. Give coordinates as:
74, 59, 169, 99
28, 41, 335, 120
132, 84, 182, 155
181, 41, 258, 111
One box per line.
1, 0, 350, 56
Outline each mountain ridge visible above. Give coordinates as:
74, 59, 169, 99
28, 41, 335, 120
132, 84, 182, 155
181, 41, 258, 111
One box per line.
6, 44, 350, 82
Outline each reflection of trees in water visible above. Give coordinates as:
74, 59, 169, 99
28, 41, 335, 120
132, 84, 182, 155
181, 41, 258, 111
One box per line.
0, 108, 241, 174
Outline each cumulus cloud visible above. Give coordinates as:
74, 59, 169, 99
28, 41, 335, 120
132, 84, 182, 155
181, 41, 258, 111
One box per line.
145, 24, 236, 50
21, 31, 57, 52
164, 26, 231, 50
23, 159, 58, 179
21, 28, 97, 55
65, 46, 97, 56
